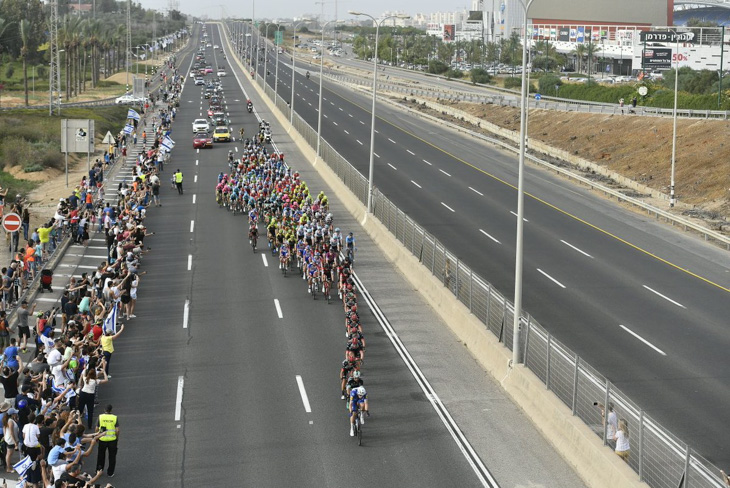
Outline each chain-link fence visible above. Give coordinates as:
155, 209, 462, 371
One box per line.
244, 32, 726, 488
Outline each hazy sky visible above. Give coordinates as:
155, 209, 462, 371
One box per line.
164, 0, 470, 20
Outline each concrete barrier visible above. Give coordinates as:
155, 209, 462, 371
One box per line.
222, 26, 647, 488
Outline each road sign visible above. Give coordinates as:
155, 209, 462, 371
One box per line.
102, 131, 115, 145
638, 86, 648, 96
2, 212, 22, 233
275, 31, 283, 46
535, 93, 542, 100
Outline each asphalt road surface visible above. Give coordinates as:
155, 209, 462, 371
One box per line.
242, 25, 730, 467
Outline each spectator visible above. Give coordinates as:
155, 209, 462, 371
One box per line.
614, 418, 630, 462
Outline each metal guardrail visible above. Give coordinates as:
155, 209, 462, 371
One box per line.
326, 74, 730, 250
244, 38, 728, 488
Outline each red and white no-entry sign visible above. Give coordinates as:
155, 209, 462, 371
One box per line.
2, 212, 22, 233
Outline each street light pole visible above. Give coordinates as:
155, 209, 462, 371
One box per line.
512, 0, 535, 366
349, 11, 410, 213
290, 20, 311, 126
264, 22, 272, 84
670, 32, 680, 207
316, 19, 341, 158
275, 25, 284, 97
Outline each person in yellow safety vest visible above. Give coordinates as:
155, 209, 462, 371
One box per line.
96, 404, 119, 477
174, 169, 184, 195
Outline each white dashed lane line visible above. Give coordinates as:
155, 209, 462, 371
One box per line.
479, 229, 500, 244
469, 187, 483, 196
510, 211, 528, 222
439, 169, 451, 177
190, 220, 195, 233
441, 202, 455, 213
274, 299, 283, 318
423, 159, 432, 166
374, 153, 380, 158
619, 324, 667, 356
411, 180, 422, 188
388, 163, 397, 170
388, 138, 396, 144
344, 130, 349, 135
537, 268, 566, 289
406, 149, 415, 155
262, 254, 268, 267
333, 121, 338, 126
561, 240, 592, 258
642, 285, 686, 308
356, 140, 363, 145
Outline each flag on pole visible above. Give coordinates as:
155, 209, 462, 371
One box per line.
123, 124, 134, 135
13, 456, 32, 477
160, 135, 176, 153
127, 108, 140, 121
103, 302, 118, 334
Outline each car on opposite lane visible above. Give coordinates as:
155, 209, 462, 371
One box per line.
193, 132, 213, 149
213, 126, 232, 142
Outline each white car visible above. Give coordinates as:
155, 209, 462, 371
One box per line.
213, 44, 219, 49
194, 77, 205, 86
216, 69, 226, 77
115, 94, 144, 105
192, 119, 210, 133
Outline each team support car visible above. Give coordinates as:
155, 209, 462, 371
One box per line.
193, 132, 213, 149
212, 126, 232, 142
194, 77, 205, 86
216, 68, 226, 77
211, 112, 228, 127
192, 119, 210, 133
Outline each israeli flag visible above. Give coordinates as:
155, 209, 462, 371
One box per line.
14, 455, 32, 476
103, 301, 118, 334
123, 124, 134, 135
160, 135, 176, 153
127, 108, 141, 121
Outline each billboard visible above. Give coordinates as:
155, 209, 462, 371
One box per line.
643, 48, 672, 69
558, 28, 569, 41
640, 30, 696, 44
528, 0, 669, 27
61, 119, 94, 154
443, 24, 455, 42
468, 10, 483, 21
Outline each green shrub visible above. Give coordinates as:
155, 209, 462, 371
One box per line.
5, 65, 14, 78
503, 77, 523, 89
445, 69, 463, 79
428, 60, 448, 74
470, 68, 492, 85
36, 66, 47, 80
538, 74, 562, 96
96, 80, 121, 88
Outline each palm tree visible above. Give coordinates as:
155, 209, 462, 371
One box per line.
571, 43, 587, 73
19, 19, 30, 106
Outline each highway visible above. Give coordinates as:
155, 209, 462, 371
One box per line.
97, 23, 589, 487
241, 24, 730, 466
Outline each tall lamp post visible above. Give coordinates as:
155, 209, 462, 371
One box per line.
274, 25, 284, 96
670, 30, 681, 207
290, 19, 311, 126
255, 22, 268, 81
264, 22, 273, 83
348, 11, 410, 213
511, 0, 536, 366
315, 19, 343, 158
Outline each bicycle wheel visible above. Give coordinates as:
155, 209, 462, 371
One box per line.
282, 260, 287, 277
357, 417, 362, 446
252, 237, 257, 254
312, 279, 317, 300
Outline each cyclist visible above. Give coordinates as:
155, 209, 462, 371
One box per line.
345, 370, 363, 407
349, 386, 369, 436
345, 232, 356, 262
279, 241, 290, 270
346, 330, 365, 362
340, 359, 357, 400
239, 127, 245, 139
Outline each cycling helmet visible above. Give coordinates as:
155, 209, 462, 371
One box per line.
335, 228, 340, 232
356, 387, 366, 397
353, 370, 361, 379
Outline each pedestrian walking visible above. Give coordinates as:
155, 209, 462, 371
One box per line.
96, 404, 119, 477
174, 169, 184, 195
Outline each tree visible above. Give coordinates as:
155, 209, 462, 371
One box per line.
0, 0, 45, 62
571, 43, 587, 73
19, 19, 30, 106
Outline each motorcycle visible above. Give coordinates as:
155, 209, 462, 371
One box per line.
306, 71, 310, 79
247, 103, 253, 113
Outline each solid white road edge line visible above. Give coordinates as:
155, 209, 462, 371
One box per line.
619, 324, 667, 356
175, 376, 184, 421
642, 285, 686, 309
537, 268, 566, 289
296, 375, 312, 413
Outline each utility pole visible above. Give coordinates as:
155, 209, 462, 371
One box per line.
126, 0, 132, 93
49, 0, 61, 115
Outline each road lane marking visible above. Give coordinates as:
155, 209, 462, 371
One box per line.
195, 159, 199, 166
333, 121, 338, 126
388, 137, 396, 144
411, 180, 422, 188
439, 169, 452, 177
344, 130, 349, 135
561, 240, 593, 258
643, 285, 686, 308
235, 146, 238, 152
356, 140, 363, 145
338, 107, 343, 111
348, 113, 353, 118
510, 211, 528, 222
537, 268, 566, 289
406, 149, 415, 155
183, 299, 190, 329
187, 255, 192, 270
479, 229, 500, 244
374, 152, 380, 158
262, 254, 268, 267
469, 187, 484, 196
619, 324, 667, 356
374, 129, 379, 134
388, 163, 397, 170
190, 220, 194, 233
194, 175, 198, 183
295, 375, 312, 413
175, 376, 184, 421
423, 159, 432, 166
324, 114, 328, 118
274, 299, 283, 318
359, 120, 364, 124
192, 194, 196, 204
441, 202, 455, 212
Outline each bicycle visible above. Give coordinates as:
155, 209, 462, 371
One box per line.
323, 277, 331, 304
311, 275, 318, 300
280, 254, 289, 277
250, 231, 258, 253
353, 409, 364, 446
